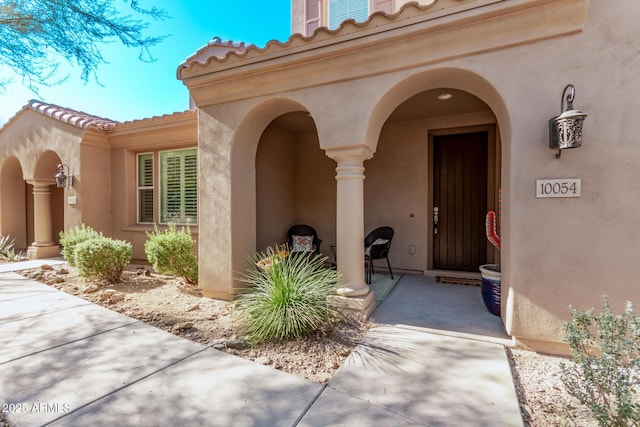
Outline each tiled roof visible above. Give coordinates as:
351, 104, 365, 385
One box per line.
27, 100, 118, 130
1, 100, 193, 135
115, 109, 196, 130
177, 1, 443, 78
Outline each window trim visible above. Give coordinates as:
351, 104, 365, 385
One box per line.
158, 147, 198, 226
305, 0, 321, 35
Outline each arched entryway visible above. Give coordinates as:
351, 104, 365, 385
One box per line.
255, 112, 335, 255
365, 87, 501, 276
0, 157, 28, 250
26, 150, 65, 259
360, 68, 511, 324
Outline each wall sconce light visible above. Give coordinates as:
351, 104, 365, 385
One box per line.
55, 164, 73, 189
549, 84, 587, 158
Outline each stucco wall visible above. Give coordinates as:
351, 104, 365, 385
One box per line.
365, 121, 429, 272
0, 111, 84, 252
486, 0, 640, 348
108, 113, 198, 261
256, 124, 336, 257
185, 0, 639, 350
256, 125, 297, 250
78, 142, 112, 235
1, 158, 27, 248
295, 130, 336, 255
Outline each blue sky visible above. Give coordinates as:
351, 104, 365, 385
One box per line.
0, 1, 291, 125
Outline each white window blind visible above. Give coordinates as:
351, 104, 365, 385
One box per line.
329, 0, 369, 29
137, 153, 154, 224
160, 149, 197, 225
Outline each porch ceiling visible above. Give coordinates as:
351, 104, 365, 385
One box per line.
271, 88, 490, 133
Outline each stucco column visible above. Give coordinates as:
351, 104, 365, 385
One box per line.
27, 181, 60, 259
326, 146, 375, 318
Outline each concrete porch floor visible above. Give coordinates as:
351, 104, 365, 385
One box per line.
372, 273, 512, 346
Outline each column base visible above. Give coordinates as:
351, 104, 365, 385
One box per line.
27, 245, 61, 260
329, 289, 376, 321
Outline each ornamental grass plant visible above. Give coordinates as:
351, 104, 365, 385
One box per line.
235, 245, 343, 344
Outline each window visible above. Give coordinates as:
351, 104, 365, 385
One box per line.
160, 149, 197, 225
136, 149, 197, 225
329, 0, 369, 29
373, 0, 393, 14
306, 0, 321, 35
137, 153, 154, 224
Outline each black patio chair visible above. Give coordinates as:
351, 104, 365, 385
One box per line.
364, 226, 394, 284
287, 224, 322, 255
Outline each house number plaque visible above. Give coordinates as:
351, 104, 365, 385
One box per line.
536, 178, 581, 198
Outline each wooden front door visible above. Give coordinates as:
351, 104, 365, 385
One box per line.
433, 132, 488, 271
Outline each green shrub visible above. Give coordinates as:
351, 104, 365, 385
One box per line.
59, 224, 103, 266
235, 245, 343, 344
144, 223, 198, 284
560, 296, 640, 426
74, 237, 132, 284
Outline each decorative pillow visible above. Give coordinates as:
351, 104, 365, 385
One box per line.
292, 235, 314, 252
372, 238, 389, 246
365, 238, 389, 256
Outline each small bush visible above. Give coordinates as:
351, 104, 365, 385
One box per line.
561, 296, 640, 426
59, 225, 103, 266
235, 245, 343, 344
144, 223, 198, 284
75, 237, 132, 284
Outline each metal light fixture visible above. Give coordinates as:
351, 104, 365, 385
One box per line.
549, 84, 587, 158
55, 164, 73, 189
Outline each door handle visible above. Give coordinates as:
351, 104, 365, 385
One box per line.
433, 207, 439, 234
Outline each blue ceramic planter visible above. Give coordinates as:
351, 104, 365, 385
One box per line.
479, 264, 501, 317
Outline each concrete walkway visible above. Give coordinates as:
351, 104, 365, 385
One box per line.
0, 263, 523, 426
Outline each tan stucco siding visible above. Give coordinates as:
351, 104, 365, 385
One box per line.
256, 125, 298, 251
180, 0, 638, 349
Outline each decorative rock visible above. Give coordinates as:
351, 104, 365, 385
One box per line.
211, 341, 226, 350
84, 284, 100, 293
225, 339, 250, 350
52, 276, 65, 284
255, 357, 272, 365
186, 303, 200, 312
110, 293, 126, 302
172, 322, 194, 331
40, 264, 53, 271
326, 361, 339, 370
56, 268, 69, 275
103, 289, 117, 296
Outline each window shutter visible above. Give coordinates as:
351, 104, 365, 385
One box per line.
137, 153, 154, 223
329, 0, 368, 29
306, 0, 321, 35
160, 149, 197, 224
183, 152, 197, 221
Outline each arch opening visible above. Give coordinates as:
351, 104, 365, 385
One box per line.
255, 111, 335, 257
365, 84, 502, 276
